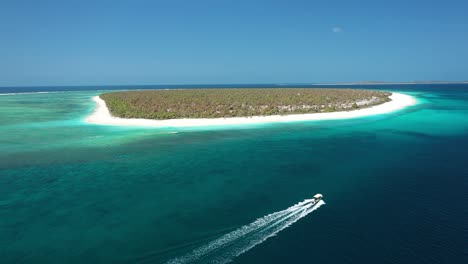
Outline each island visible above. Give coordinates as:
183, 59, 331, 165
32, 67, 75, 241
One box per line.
86, 88, 417, 127
101, 88, 391, 118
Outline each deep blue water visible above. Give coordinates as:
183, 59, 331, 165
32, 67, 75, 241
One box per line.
0, 84, 467, 263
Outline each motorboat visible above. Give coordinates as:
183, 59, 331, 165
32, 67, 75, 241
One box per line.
310, 194, 323, 205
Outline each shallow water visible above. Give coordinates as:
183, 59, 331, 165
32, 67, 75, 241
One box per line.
0, 85, 467, 263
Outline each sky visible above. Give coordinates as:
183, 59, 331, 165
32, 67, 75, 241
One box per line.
1, 0, 467, 86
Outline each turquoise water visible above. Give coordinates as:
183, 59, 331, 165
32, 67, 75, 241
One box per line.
0, 85, 467, 263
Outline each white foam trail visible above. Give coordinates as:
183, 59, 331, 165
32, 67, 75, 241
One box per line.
167, 199, 325, 264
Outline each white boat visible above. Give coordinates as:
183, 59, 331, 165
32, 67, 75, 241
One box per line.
310, 194, 323, 205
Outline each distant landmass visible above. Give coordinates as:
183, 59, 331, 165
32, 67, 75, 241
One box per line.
305, 80, 468, 85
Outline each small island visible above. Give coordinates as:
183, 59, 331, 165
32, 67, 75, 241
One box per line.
100, 88, 391, 119
87, 88, 416, 127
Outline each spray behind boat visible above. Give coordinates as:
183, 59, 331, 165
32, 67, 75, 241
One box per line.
165, 193, 325, 264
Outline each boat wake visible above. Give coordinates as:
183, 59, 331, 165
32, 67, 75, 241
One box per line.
166, 199, 325, 264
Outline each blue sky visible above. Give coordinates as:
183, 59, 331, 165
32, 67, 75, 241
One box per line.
1, 0, 467, 86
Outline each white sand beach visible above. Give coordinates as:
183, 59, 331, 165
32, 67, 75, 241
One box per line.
85, 92, 417, 127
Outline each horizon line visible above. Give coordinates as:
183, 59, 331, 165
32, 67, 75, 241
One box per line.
1, 80, 468, 89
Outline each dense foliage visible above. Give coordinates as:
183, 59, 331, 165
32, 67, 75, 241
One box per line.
100, 88, 391, 119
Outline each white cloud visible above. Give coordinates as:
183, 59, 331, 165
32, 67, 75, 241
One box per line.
332, 27, 343, 33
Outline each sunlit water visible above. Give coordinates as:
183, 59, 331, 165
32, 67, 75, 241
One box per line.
0, 85, 467, 263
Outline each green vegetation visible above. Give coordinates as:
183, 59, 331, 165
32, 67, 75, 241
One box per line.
100, 88, 391, 119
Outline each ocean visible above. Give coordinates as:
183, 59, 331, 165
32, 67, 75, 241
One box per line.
0, 84, 467, 263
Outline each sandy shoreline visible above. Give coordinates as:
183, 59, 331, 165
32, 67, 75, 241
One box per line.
85, 93, 417, 127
